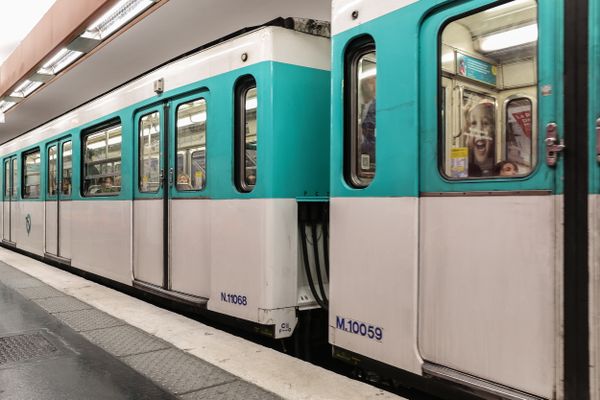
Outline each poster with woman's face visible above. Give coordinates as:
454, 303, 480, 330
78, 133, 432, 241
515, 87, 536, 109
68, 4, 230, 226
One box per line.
461, 90, 496, 175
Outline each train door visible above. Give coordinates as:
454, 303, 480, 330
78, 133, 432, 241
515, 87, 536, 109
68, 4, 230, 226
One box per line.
133, 96, 209, 301
133, 105, 165, 288
419, 0, 561, 398
2, 156, 17, 245
45, 139, 72, 261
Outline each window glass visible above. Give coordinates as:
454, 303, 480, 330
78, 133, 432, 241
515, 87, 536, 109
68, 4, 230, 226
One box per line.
234, 76, 257, 192
139, 112, 161, 193
243, 87, 257, 188
83, 124, 122, 196
4, 161, 10, 198
11, 158, 18, 198
345, 38, 376, 188
440, 0, 538, 178
23, 150, 41, 199
176, 99, 206, 191
62, 141, 72, 197
48, 146, 57, 196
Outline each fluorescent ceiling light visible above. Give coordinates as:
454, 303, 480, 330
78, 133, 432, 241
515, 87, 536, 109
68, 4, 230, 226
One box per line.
0, 100, 16, 113
485, 0, 532, 14
245, 97, 257, 111
479, 23, 538, 52
10, 80, 44, 97
38, 48, 84, 75
441, 51, 454, 64
358, 68, 377, 80
81, 0, 155, 40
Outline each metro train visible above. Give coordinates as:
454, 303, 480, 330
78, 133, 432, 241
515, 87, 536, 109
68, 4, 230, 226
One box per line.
0, 0, 598, 399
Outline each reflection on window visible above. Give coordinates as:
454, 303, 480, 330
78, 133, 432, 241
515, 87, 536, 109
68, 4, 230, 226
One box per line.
345, 37, 376, 188
62, 142, 72, 197
23, 150, 41, 199
234, 76, 257, 192
48, 146, 57, 196
440, 0, 537, 179
139, 112, 161, 193
83, 123, 122, 196
176, 99, 206, 191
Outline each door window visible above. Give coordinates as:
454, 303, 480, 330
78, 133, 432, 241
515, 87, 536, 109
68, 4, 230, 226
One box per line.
139, 112, 161, 193
439, 0, 538, 179
176, 99, 206, 191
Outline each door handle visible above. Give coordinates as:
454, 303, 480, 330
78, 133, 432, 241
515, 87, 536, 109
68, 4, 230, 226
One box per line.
168, 168, 174, 187
545, 123, 565, 167
159, 169, 164, 189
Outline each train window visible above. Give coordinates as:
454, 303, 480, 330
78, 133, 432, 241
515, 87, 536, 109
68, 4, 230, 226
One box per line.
83, 123, 122, 196
4, 160, 9, 198
234, 75, 257, 192
139, 112, 161, 193
11, 158, 18, 198
344, 36, 376, 188
48, 146, 57, 196
439, 0, 538, 178
176, 98, 206, 191
23, 149, 40, 199
62, 141, 72, 197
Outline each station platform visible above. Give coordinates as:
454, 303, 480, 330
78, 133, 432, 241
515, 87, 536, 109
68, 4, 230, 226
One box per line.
0, 248, 404, 400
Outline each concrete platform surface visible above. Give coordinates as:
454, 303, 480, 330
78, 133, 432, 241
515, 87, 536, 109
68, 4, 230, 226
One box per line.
0, 248, 404, 400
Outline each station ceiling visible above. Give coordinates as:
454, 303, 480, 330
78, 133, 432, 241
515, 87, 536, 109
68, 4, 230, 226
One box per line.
0, 0, 330, 144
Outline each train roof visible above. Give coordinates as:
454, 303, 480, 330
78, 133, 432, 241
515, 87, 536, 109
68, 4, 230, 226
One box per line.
0, 21, 330, 156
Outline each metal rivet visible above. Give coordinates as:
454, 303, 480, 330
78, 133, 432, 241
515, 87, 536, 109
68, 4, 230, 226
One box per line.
351, 10, 359, 19
241, 52, 248, 62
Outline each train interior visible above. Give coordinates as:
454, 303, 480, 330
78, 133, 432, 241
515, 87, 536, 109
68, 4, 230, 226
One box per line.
440, 0, 537, 179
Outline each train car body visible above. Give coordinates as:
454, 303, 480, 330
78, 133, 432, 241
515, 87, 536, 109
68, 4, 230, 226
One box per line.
328, 0, 598, 399
0, 25, 330, 339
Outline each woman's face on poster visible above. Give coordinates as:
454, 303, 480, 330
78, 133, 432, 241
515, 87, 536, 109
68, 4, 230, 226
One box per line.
467, 103, 495, 164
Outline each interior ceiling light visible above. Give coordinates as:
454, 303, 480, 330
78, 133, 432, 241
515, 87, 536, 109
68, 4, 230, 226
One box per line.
81, 0, 156, 40
10, 80, 43, 98
484, 0, 533, 14
478, 23, 538, 52
38, 48, 84, 75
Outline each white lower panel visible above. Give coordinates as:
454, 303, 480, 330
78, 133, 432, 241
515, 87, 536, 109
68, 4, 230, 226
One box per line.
419, 195, 556, 398
13, 202, 44, 255
328, 197, 421, 375
170, 199, 210, 298
59, 201, 72, 259
45, 201, 57, 255
2, 201, 8, 241
133, 200, 163, 287
70, 201, 132, 285
590, 194, 600, 400
207, 199, 299, 337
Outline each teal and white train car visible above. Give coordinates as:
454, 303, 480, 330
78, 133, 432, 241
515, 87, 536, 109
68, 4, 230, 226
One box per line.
329, 0, 598, 399
0, 24, 330, 339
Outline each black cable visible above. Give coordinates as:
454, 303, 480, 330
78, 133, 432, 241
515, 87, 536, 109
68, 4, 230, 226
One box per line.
300, 221, 327, 310
322, 217, 330, 280
311, 221, 328, 306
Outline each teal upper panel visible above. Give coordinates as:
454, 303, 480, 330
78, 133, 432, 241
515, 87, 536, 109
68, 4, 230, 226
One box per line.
330, 0, 565, 197
590, 0, 600, 194
1, 61, 330, 201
